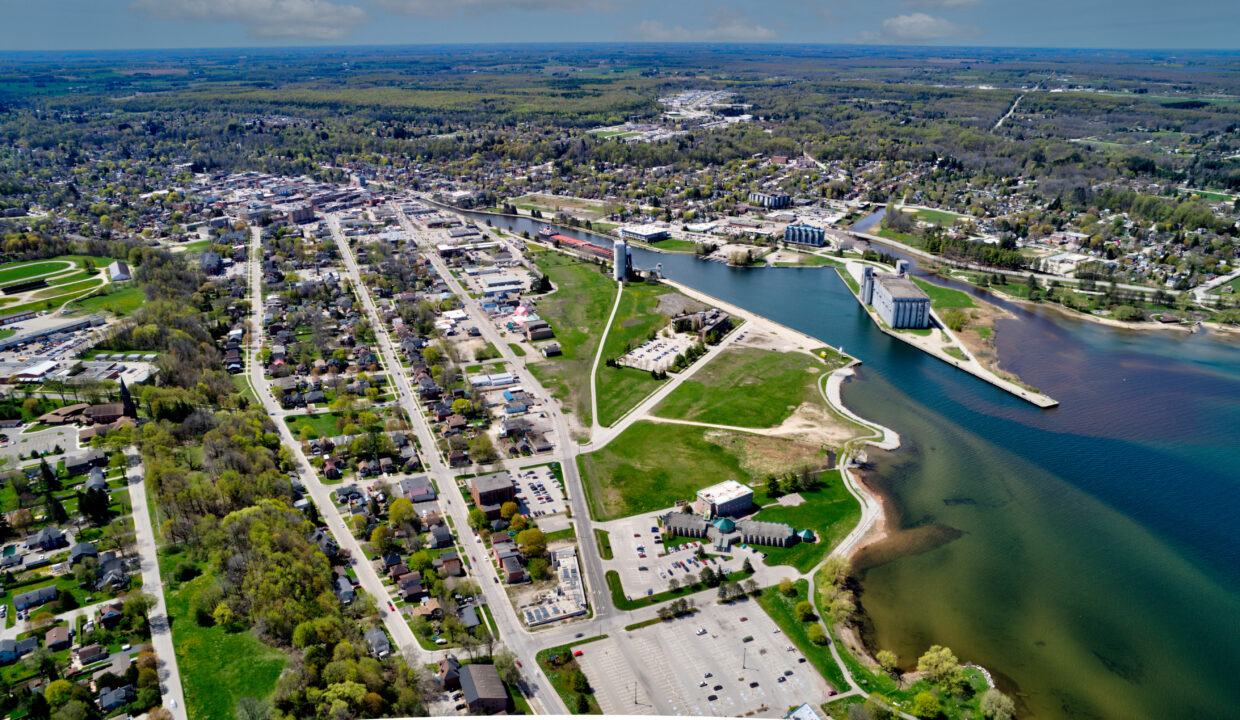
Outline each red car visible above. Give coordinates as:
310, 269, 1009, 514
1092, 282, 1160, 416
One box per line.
516, 661, 523, 668
573, 650, 583, 657
739, 617, 747, 622
389, 602, 395, 611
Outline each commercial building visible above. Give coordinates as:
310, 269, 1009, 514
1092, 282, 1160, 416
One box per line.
469, 471, 516, 519
783, 224, 827, 247
861, 266, 931, 330
620, 224, 670, 242
749, 192, 792, 209
692, 480, 754, 518
0, 314, 105, 351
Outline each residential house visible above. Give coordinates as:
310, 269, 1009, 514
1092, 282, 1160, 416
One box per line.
28, 527, 68, 551
0, 637, 38, 665
98, 684, 134, 712
14, 585, 58, 611
97, 601, 124, 628
437, 654, 462, 690
365, 628, 392, 658
45, 626, 71, 651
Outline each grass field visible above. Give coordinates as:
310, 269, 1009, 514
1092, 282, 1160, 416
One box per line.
536, 635, 609, 714
749, 479, 860, 573
756, 580, 848, 692
911, 277, 976, 310
909, 208, 965, 225
526, 250, 618, 427
163, 556, 286, 720
594, 280, 683, 427
646, 238, 699, 253
284, 412, 344, 438
652, 347, 837, 428
33, 278, 103, 299
774, 253, 842, 268
577, 421, 747, 520
0, 260, 73, 285
68, 286, 146, 316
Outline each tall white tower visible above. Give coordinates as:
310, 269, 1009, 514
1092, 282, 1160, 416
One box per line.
613, 239, 629, 282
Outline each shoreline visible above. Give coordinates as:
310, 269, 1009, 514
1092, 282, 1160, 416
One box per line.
850, 227, 1240, 338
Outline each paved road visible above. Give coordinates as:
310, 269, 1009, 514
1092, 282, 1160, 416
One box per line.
126, 447, 188, 720
331, 215, 567, 713
247, 226, 432, 667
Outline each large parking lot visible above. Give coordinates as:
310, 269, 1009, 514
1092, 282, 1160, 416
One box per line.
577, 599, 830, 716
604, 513, 763, 599
512, 463, 567, 519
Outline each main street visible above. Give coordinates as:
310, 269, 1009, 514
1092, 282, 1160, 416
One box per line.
327, 216, 566, 714
388, 205, 615, 622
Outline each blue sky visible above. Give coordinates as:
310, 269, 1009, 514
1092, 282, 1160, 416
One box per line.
2, 0, 1237, 51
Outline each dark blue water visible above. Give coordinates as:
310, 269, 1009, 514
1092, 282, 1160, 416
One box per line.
473, 212, 1240, 719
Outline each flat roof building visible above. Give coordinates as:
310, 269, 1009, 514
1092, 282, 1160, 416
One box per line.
861, 266, 931, 330
693, 480, 754, 518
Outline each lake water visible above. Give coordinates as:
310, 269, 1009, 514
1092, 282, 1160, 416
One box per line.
467, 212, 1240, 719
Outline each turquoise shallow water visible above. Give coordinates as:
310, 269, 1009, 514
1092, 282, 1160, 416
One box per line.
469, 213, 1240, 718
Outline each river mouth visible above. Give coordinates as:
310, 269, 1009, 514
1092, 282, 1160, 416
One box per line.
461, 207, 1240, 720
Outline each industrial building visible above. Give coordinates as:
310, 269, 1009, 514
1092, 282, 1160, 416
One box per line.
783, 224, 827, 247
106, 261, 132, 282
613, 238, 631, 282
749, 192, 792, 209
620, 224, 669, 242
0, 314, 105, 351
861, 265, 931, 330
692, 480, 754, 518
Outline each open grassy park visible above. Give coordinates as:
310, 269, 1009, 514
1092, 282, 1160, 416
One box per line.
527, 249, 618, 427
594, 280, 683, 427
652, 347, 839, 428
577, 421, 749, 520
749, 478, 860, 573
912, 277, 976, 310
161, 552, 286, 720
67, 286, 146, 316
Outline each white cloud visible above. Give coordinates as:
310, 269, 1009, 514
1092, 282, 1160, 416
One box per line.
853, 12, 978, 44
129, 0, 368, 41
377, 0, 624, 16
635, 8, 777, 42
901, 0, 982, 9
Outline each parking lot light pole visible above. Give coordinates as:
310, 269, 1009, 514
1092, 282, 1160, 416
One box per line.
741, 646, 747, 670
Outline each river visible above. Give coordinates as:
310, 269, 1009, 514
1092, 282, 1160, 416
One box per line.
464, 211, 1240, 719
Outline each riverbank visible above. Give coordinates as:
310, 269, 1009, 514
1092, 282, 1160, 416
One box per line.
849, 227, 1240, 337
835, 260, 1059, 408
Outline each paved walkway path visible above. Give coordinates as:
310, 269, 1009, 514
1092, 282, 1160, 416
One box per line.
589, 283, 624, 436
126, 447, 188, 720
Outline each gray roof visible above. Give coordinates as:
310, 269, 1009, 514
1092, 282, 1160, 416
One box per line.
365, 628, 391, 655
663, 513, 709, 536
876, 275, 929, 300
460, 663, 507, 704
471, 471, 513, 495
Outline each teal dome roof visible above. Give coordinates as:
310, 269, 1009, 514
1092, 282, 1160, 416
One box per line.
712, 517, 736, 532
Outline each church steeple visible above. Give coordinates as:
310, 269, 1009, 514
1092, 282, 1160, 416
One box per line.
119, 379, 136, 418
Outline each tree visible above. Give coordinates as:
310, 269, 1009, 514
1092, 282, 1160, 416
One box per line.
743, 579, 759, 596
500, 502, 519, 521
494, 650, 521, 686
369, 526, 392, 550
794, 601, 815, 622
980, 689, 1015, 720
40, 458, 57, 491
807, 624, 828, 645
911, 691, 941, 718
468, 508, 487, 530
44, 493, 68, 524
527, 557, 550, 581
78, 487, 112, 525
741, 557, 753, 574
510, 514, 528, 532
575, 693, 590, 713
876, 649, 902, 686
917, 645, 963, 694
779, 577, 796, 597
388, 497, 415, 529
568, 669, 591, 693
516, 528, 546, 559
43, 679, 77, 708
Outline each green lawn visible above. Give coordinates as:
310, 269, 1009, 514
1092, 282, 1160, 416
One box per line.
774, 254, 842, 268
33, 278, 103, 299
284, 412, 344, 438
543, 526, 577, 544
68, 287, 147, 316
527, 251, 618, 426
748, 478, 860, 573
163, 557, 287, 720
653, 347, 837, 428
647, 238, 699, 253
911, 278, 976, 310
535, 635, 609, 714
756, 580, 848, 692
576, 421, 748, 520
0, 260, 74, 286
910, 208, 965, 225
594, 529, 613, 560
595, 280, 686, 426
508, 343, 526, 357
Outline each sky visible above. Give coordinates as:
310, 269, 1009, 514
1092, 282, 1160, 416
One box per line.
1, 0, 1238, 51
